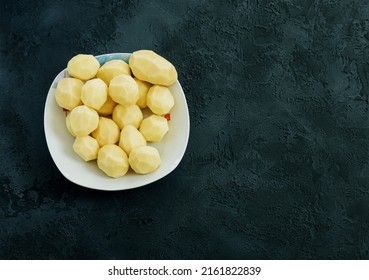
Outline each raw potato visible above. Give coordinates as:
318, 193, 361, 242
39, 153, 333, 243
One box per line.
112, 104, 143, 129
97, 95, 117, 116
58, 52, 178, 178
129, 50, 177, 86
109, 74, 139, 106
92, 117, 120, 146
67, 54, 100, 80
134, 78, 151, 109
97, 60, 131, 85
65, 113, 76, 137
119, 125, 146, 155
70, 105, 99, 137
73, 136, 100, 161
139, 115, 169, 142
81, 78, 108, 110
129, 146, 161, 174
146, 85, 174, 115
54, 78, 83, 110
97, 144, 129, 178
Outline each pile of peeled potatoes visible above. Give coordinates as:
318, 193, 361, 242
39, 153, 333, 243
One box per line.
54, 50, 178, 178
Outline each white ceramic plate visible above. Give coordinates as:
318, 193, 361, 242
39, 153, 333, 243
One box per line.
44, 53, 190, 191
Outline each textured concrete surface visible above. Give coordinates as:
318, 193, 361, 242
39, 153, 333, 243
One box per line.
1, 0, 369, 259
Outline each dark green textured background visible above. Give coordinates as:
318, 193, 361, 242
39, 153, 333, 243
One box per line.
1, 0, 369, 259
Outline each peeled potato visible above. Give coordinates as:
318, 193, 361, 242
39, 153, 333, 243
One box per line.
112, 104, 143, 129
109, 74, 139, 106
139, 115, 169, 142
129, 50, 177, 86
67, 54, 100, 80
70, 105, 99, 137
65, 112, 76, 137
59, 52, 177, 178
134, 78, 151, 109
54, 78, 83, 110
97, 144, 129, 178
81, 78, 108, 110
129, 146, 161, 174
146, 85, 174, 115
119, 125, 146, 155
96, 95, 117, 116
73, 136, 100, 161
97, 60, 131, 85
92, 117, 120, 146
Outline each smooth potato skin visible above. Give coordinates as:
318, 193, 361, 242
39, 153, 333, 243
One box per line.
73, 136, 99, 161
54, 78, 83, 111
129, 50, 177, 86
81, 78, 108, 110
129, 146, 161, 174
119, 125, 147, 155
97, 95, 116, 116
139, 115, 169, 142
67, 54, 100, 80
134, 78, 151, 109
65, 113, 76, 137
112, 104, 143, 129
97, 144, 129, 178
70, 105, 99, 137
97, 60, 131, 85
108, 74, 139, 106
146, 85, 174, 115
92, 117, 120, 146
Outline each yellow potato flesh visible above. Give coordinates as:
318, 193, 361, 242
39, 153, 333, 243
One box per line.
70, 105, 99, 137
73, 136, 99, 161
65, 113, 76, 137
108, 74, 139, 106
67, 54, 100, 80
81, 78, 108, 110
119, 125, 146, 155
60, 52, 178, 177
134, 78, 151, 109
54, 78, 83, 110
96, 95, 117, 116
129, 146, 161, 174
139, 115, 169, 142
112, 104, 143, 129
92, 117, 120, 146
129, 50, 177, 86
146, 85, 174, 115
97, 60, 131, 85
97, 144, 129, 178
